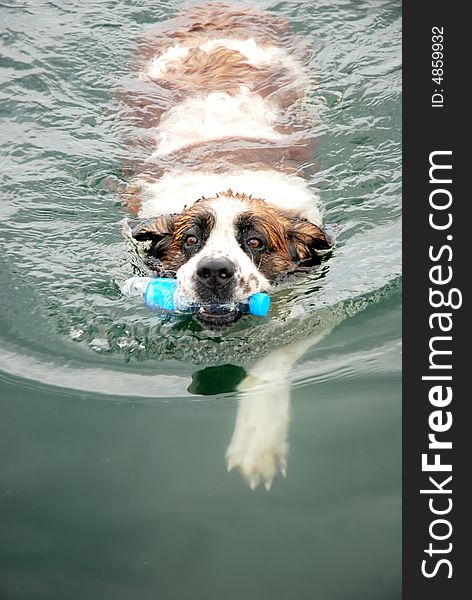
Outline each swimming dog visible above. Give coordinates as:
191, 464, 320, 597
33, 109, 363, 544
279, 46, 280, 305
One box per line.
122, 3, 331, 324
120, 3, 332, 488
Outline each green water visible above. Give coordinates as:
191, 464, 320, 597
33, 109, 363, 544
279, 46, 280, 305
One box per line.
0, 1, 401, 598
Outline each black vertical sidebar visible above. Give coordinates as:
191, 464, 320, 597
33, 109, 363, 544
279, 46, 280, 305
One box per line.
403, 2, 468, 599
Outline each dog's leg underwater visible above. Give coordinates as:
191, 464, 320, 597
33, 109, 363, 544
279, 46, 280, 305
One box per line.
226, 329, 332, 490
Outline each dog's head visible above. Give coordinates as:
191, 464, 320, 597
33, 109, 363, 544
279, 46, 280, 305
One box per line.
130, 192, 332, 325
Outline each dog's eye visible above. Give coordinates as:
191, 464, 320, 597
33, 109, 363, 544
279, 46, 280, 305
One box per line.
246, 237, 264, 250
184, 235, 199, 247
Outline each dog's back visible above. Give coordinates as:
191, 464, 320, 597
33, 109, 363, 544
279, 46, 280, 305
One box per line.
122, 2, 315, 199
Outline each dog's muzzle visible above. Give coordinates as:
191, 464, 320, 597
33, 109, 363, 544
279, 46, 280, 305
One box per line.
196, 257, 235, 287
195, 257, 237, 300
193, 257, 242, 326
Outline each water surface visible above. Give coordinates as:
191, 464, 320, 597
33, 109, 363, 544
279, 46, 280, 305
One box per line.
0, 1, 401, 598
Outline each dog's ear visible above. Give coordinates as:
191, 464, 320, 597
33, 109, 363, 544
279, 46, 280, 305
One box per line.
128, 215, 176, 258
128, 215, 176, 242
288, 219, 333, 264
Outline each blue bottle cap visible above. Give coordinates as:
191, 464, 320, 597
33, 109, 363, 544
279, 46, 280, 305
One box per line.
144, 278, 178, 310
248, 292, 271, 317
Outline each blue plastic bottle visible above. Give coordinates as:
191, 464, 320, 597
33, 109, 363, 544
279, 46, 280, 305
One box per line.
121, 277, 270, 317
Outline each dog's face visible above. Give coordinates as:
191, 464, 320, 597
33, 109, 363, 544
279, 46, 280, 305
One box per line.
131, 192, 331, 325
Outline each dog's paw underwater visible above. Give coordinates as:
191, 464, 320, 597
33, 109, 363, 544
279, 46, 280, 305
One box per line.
226, 433, 288, 491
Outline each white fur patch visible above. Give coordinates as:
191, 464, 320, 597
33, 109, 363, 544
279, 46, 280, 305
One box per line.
137, 170, 322, 225
146, 44, 190, 78
199, 38, 295, 68
145, 37, 302, 80
152, 90, 281, 157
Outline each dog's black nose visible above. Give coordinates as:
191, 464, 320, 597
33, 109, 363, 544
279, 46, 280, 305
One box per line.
196, 258, 235, 288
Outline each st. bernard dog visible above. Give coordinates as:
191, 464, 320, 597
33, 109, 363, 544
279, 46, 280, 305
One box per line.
120, 3, 334, 488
